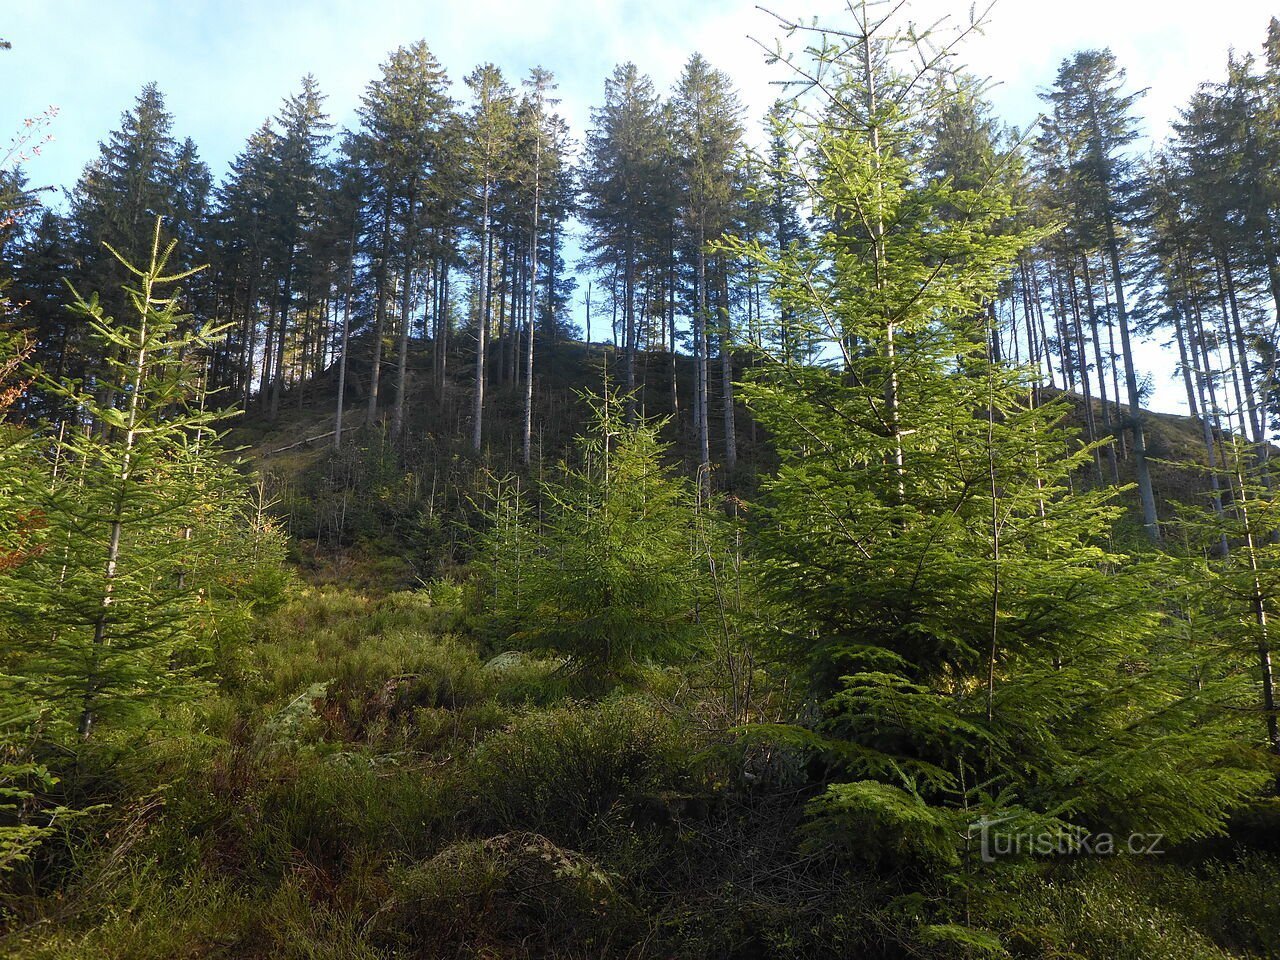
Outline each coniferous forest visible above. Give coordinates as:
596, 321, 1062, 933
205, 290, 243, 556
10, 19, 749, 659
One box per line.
5, 3, 1280, 957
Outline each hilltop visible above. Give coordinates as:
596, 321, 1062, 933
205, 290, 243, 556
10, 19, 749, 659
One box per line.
227, 338, 1230, 588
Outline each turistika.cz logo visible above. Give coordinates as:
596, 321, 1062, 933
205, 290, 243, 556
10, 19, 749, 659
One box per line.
968, 817, 1166, 863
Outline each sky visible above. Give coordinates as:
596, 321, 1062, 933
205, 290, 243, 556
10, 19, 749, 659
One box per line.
3, 0, 1279, 414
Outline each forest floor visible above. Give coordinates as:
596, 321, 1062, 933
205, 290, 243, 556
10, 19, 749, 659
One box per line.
4, 585, 1280, 959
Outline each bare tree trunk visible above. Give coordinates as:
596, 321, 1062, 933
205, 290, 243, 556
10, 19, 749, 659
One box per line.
668, 240, 679, 424
334, 222, 355, 450
1082, 254, 1120, 486
241, 272, 259, 409
391, 266, 414, 441
1182, 288, 1228, 542
473, 180, 491, 452
1099, 270, 1127, 461
436, 255, 451, 399
392, 182, 420, 442
523, 132, 541, 466
696, 231, 711, 480
270, 249, 294, 421
625, 240, 637, 423
1105, 222, 1160, 542
1067, 261, 1103, 484
1028, 260, 1057, 391
367, 196, 394, 429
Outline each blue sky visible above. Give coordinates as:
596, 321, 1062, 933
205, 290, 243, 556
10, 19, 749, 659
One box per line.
4, 0, 1278, 413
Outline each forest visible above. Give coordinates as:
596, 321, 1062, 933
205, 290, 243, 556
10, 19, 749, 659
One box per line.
2, 1, 1280, 957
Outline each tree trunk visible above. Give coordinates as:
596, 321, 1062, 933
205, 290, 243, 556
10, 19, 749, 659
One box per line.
696, 230, 711, 480
334, 222, 356, 450
1067, 262, 1103, 484
668, 237, 679, 425
391, 265, 414, 441
625, 239, 637, 423
473, 180, 491, 452
270, 248, 294, 421
523, 137, 541, 467
367, 195, 394, 429
719, 275, 737, 477
1081, 254, 1120, 486
391, 182, 420, 442
1105, 224, 1160, 542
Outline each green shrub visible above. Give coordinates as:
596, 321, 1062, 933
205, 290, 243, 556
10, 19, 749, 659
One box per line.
468, 696, 700, 844
254, 756, 463, 868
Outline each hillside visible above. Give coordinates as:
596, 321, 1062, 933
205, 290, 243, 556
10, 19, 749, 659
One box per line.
227, 339, 1230, 587
8, 339, 1280, 960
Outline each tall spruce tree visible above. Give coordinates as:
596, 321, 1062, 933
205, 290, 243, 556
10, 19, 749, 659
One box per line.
351, 43, 452, 434
68, 85, 206, 320
517, 68, 556, 466
673, 53, 745, 482
462, 64, 515, 451
261, 76, 331, 421
1040, 50, 1161, 541
580, 63, 666, 422
727, 5, 1268, 915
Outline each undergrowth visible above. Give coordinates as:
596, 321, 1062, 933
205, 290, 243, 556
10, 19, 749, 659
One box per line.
3, 587, 1278, 960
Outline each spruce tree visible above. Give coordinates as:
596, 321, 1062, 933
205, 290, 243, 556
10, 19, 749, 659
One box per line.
1174, 439, 1280, 759
580, 63, 666, 421
351, 43, 453, 434
672, 54, 745, 482
0, 284, 60, 873
1040, 50, 1162, 541
462, 64, 515, 451
518, 68, 556, 466
727, 4, 1268, 901
68, 85, 200, 317
262, 75, 331, 421
485, 395, 701, 675
1, 223, 274, 739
